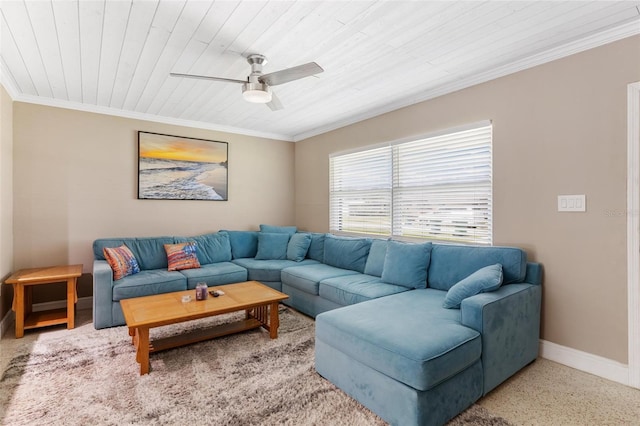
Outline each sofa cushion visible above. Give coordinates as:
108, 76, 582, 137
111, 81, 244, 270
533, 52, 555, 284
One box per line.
323, 235, 371, 273
315, 289, 481, 392
443, 264, 503, 309
112, 269, 186, 301
287, 233, 312, 262
381, 241, 432, 289
307, 233, 326, 261
179, 262, 248, 288
364, 239, 388, 277
127, 237, 175, 271
281, 263, 359, 295
259, 224, 297, 235
103, 245, 140, 280
428, 244, 526, 291
319, 274, 409, 306
165, 242, 201, 271
233, 258, 319, 282
176, 233, 232, 265
255, 233, 290, 260
221, 230, 259, 259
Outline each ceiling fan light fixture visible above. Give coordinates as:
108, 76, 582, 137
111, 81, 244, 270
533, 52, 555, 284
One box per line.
242, 82, 272, 103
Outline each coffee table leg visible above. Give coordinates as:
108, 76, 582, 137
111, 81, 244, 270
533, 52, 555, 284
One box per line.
66, 277, 76, 329
135, 327, 150, 375
269, 302, 279, 339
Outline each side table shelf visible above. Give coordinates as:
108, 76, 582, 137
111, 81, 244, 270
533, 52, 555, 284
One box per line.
4, 264, 83, 338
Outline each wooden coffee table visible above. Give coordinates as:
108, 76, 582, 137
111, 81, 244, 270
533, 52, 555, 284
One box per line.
120, 280, 289, 375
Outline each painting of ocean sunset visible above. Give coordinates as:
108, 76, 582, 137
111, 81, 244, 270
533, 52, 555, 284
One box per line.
138, 132, 228, 201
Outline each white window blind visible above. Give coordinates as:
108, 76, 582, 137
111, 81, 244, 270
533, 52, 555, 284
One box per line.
329, 146, 392, 236
329, 122, 492, 245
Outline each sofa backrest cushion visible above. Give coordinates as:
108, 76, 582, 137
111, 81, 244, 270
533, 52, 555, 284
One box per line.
128, 237, 176, 270
255, 232, 290, 260
176, 232, 232, 265
221, 230, 259, 259
364, 239, 389, 277
93, 237, 175, 271
323, 234, 372, 273
259, 224, 297, 235
428, 244, 527, 291
381, 241, 432, 289
307, 233, 326, 261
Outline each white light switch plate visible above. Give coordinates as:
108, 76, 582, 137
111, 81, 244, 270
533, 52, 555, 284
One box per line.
558, 195, 586, 212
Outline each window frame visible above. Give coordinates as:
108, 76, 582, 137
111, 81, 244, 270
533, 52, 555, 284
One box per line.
329, 120, 493, 245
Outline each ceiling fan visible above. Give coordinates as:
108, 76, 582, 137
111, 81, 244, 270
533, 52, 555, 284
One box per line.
170, 54, 324, 111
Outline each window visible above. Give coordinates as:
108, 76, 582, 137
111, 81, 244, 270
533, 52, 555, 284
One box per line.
329, 121, 492, 245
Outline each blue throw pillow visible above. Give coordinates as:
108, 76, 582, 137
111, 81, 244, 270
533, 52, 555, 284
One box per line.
381, 241, 432, 289
364, 239, 389, 277
323, 235, 371, 273
307, 233, 326, 261
255, 233, 291, 260
287, 233, 312, 262
443, 264, 504, 309
259, 224, 297, 235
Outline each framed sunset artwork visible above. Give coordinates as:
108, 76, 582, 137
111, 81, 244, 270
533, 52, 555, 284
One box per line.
137, 131, 228, 201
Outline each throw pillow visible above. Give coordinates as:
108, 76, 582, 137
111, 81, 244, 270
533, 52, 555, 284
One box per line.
381, 241, 432, 289
164, 242, 201, 271
255, 233, 290, 260
364, 239, 389, 277
287, 233, 312, 262
307, 233, 326, 261
103, 245, 140, 280
443, 263, 504, 309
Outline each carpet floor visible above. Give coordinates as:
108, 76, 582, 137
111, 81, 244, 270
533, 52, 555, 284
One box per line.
0, 307, 512, 425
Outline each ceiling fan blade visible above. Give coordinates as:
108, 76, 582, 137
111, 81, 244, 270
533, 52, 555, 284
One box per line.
170, 72, 246, 84
259, 62, 323, 86
266, 91, 284, 111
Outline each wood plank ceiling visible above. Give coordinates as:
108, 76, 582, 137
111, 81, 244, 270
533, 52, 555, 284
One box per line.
1, 1, 639, 141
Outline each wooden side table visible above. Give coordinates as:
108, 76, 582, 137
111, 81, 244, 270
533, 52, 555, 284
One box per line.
4, 264, 83, 338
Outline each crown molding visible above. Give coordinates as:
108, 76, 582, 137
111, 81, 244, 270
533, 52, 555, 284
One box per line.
292, 19, 640, 142
0, 76, 293, 142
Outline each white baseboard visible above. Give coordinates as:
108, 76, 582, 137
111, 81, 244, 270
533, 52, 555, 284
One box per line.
540, 339, 630, 386
31, 296, 93, 312
0, 309, 14, 338
0, 296, 93, 338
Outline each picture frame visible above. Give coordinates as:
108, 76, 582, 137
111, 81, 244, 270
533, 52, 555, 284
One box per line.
137, 131, 228, 201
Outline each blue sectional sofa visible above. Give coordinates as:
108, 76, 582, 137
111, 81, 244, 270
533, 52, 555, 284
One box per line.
92, 226, 541, 426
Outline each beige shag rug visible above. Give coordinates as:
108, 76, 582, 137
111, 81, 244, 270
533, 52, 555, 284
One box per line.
1, 307, 512, 425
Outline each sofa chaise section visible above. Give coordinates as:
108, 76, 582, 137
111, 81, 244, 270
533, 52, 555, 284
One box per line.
315, 243, 542, 426
316, 290, 483, 426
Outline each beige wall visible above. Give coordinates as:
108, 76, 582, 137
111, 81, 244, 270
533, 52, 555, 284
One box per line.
1, 86, 14, 320
12, 104, 294, 302
295, 36, 640, 363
